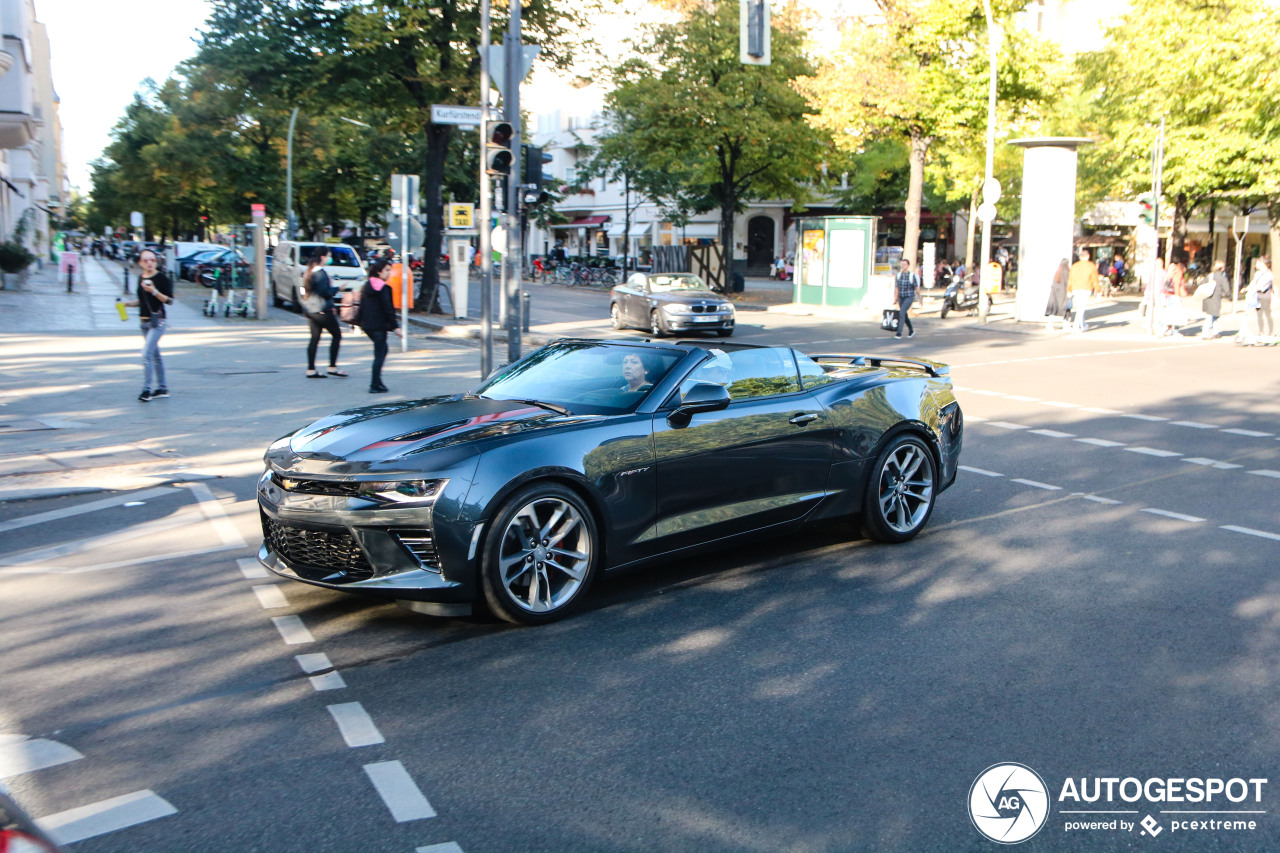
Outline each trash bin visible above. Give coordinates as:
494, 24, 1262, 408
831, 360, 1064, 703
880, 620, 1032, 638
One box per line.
732, 271, 744, 293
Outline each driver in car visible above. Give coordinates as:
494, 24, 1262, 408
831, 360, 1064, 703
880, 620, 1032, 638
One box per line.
620, 353, 653, 392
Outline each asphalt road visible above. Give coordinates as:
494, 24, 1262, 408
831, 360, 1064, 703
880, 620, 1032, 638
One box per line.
2, 261, 1279, 852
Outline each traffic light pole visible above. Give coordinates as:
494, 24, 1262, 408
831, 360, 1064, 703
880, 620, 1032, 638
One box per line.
478, 0, 493, 378
504, 2, 524, 364
1147, 117, 1165, 336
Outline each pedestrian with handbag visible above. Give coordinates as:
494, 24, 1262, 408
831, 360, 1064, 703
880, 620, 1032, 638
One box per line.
1044, 258, 1070, 332
122, 249, 174, 402
1199, 260, 1227, 338
1246, 256, 1274, 337
358, 258, 401, 394
300, 247, 346, 378
893, 258, 918, 339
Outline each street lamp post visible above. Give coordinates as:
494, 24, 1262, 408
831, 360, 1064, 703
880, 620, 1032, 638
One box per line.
978, 0, 998, 324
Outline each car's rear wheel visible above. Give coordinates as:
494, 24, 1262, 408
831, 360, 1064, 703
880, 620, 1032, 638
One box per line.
861, 433, 937, 543
650, 310, 668, 338
480, 483, 599, 625
610, 302, 625, 330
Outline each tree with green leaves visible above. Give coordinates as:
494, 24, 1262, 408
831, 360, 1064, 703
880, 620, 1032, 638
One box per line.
596, 0, 826, 288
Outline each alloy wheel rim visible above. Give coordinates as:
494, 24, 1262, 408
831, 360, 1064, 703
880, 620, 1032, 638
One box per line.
651, 313, 661, 336
611, 305, 622, 329
498, 497, 592, 613
877, 443, 935, 534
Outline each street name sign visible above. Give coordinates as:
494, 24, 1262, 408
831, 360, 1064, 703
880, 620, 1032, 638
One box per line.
432, 105, 483, 126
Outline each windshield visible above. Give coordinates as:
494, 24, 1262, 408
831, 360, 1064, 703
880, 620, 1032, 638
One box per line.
648, 274, 708, 292
300, 245, 363, 268
474, 341, 687, 415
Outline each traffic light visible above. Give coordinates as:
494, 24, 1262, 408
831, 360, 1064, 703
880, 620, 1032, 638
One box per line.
522, 145, 554, 205
486, 121, 514, 176
1137, 193, 1155, 226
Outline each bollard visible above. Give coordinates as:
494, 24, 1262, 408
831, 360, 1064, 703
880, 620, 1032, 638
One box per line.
123, 266, 129, 295
522, 292, 531, 333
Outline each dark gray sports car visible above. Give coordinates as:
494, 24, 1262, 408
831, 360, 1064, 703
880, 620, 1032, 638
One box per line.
257, 339, 963, 624
610, 272, 735, 337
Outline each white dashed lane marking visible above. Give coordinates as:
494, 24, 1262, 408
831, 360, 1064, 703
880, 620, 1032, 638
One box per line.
37, 790, 177, 846
271, 615, 314, 645
0, 736, 83, 778
252, 585, 290, 609
364, 760, 437, 822
1222, 525, 1280, 542
1029, 429, 1076, 439
1141, 508, 1206, 523
1125, 447, 1182, 458
417, 844, 465, 853
1123, 413, 1168, 422
1011, 479, 1062, 491
1078, 494, 1123, 505
1247, 470, 1280, 479
988, 421, 1029, 430
959, 465, 1004, 477
237, 556, 269, 579
327, 702, 385, 747
1222, 428, 1273, 438
1171, 421, 1217, 429
1183, 458, 1243, 470
296, 653, 347, 692
1076, 437, 1125, 447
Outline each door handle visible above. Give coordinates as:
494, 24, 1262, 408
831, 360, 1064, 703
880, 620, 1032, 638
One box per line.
789, 412, 820, 426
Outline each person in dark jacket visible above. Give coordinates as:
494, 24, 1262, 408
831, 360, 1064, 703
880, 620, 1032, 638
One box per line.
303, 247, 345, 378
124, 248, 175, 401
359, 258, 401, 393
1201, 260, 1228, 338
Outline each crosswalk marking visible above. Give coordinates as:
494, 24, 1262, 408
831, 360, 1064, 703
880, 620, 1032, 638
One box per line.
37, 790, 177, 846
0, 737, 83, 779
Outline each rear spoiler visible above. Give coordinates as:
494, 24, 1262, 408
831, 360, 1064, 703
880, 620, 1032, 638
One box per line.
812, 354, 950, 378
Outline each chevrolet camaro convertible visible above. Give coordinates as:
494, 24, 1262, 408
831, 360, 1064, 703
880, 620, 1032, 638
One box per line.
257, 339, 963, 625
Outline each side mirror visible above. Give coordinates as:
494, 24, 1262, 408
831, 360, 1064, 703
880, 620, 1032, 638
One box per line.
668, 382, 730, 427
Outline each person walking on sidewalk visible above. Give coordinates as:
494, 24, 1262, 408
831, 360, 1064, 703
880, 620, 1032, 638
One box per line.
302, 247, 346, 378
1246, 256, 1274, 337
1044, 259, 1070, 332
893, 258, 918, 339
1201, 260, 1228, 338
1068, 249, 1100, 332
123, 249, 173, 402
358, 259, 401, 394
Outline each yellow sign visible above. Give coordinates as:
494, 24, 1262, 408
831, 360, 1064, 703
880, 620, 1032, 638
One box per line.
448, 203, 475, 229
981, 261, 1002, 294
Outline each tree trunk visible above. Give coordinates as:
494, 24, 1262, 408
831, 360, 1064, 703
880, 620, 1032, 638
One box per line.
421, 122, 452, 313
719, 195, 735, 293
1171, 191, 1189, 261
965, 181, 979, 270
1268, 197, 1280, 270
904, 132, 930, 270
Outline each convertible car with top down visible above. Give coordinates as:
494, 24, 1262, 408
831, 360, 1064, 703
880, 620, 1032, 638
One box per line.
257, 339, 963, 624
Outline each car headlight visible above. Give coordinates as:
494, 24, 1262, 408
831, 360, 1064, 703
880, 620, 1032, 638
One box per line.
357, 479, 448, 505
662, 304, 693, 315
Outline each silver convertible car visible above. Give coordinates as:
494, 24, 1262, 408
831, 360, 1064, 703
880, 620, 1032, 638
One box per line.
610, 272, 735, 337
257, 339, 963, 625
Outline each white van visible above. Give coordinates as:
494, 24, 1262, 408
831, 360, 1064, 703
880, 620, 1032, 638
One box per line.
271, 241, 367, 308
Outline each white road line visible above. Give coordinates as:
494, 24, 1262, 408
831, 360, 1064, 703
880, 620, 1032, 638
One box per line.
1011, 479, 1062, 491
0, 487, 178, 534
1076, 438, 1125, 447
1142, 509, 1206, 523
364, 761, 436, 822
1080, 495, 1123, 505
0, 737, 83, 779
1171, 421, 1217, 429
418, 844, 464, 853
252, 585, 290, 609
37, 790, 177, 846
969, 389, 1005, 396
1222, 428, 1273, 438
310, 672, 347, 691
1083, 407, 1122, 414
1247, 470, 1280, 479
295, 653, 333, 674
237, 557, 269, 579
1123, 413, 1168, 422
271, 615, 314, 645
965, 415, 988, 422
328, 703, 385, 747
181, 481, 247, 547
1030, 429, 1076, 439
959, 465, 1004, 477
1181, 458, 1243, 470
1125, 447, 1182, 458
0, 544, 245, 577
1221, 525, 1280, 542
987, 421, 1029, 430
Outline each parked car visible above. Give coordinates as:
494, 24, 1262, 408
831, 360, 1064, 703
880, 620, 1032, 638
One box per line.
610, 272, 736, 337
271, 241, 366, 309
256, 338, 962, 624
179, 249, 224, 281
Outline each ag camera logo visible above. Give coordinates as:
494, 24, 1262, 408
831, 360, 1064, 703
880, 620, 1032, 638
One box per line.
969, 763, 1050, 844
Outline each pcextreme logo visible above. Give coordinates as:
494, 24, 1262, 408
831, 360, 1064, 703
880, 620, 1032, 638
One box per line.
969, 763, 1051, 844
969, 764, 1269, 844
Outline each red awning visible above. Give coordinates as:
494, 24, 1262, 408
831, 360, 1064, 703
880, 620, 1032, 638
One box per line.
552, 215, 611, 229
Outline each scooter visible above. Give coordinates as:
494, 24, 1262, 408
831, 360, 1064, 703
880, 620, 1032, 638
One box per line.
939, 273, 979, 318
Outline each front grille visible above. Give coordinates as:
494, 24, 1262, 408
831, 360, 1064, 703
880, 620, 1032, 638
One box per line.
262, 513, 374, 581
393, 529, 441, 572
692, 304, 710, 313
271, 474, 361, 497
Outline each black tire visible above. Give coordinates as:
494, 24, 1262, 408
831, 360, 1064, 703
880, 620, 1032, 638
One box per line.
480, 483, 600, 625
940, 300, 950, 319
650, 310, 668, 338
861, 433, 937, 544
716, 327, 733, 337
610, 302, 625, 330
272, 288, 284, 308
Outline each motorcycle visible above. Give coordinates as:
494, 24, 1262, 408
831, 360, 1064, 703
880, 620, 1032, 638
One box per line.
939, 273, 980, 318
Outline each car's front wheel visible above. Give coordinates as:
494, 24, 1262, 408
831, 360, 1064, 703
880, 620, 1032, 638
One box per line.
610, 302, 625, 330
480, 483, 600, 625
650, 310, 668, 338
861, 433, 937, 543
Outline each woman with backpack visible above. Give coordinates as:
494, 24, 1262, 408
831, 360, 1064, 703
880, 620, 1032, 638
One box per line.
358, 258, 401, 393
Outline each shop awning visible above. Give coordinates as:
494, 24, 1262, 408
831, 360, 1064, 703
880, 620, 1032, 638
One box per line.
678, 223, 719, 239
606, 223, 626, 238
552, 215, 610, 229
629, 223, 651, 237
